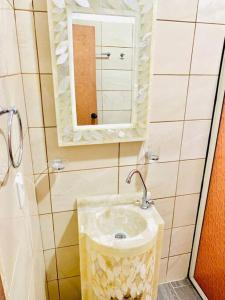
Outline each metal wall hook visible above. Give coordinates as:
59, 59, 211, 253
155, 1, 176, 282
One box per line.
0, 107, 23, 168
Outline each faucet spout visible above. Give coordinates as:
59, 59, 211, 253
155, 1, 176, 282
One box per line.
126, 169, 153, 209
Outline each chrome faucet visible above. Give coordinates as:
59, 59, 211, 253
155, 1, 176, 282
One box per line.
126, 169, 154, 209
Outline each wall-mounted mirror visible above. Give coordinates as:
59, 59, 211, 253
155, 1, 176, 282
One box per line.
47, 0, 155, 146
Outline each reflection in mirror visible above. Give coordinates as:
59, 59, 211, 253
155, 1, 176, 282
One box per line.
71, 13, 136, 126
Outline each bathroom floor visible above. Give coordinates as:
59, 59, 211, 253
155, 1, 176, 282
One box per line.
158, 279, 202, 300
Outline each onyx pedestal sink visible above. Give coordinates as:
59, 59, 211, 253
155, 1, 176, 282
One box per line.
77, 193, 164, 300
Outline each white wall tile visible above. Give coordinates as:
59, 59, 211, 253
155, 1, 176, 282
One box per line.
102, 47, 133, 70
102, 91, 132, 111
53, 211, 79, 247
177, 159, 205, 195
102, 110, 131, 124
197, 0, 225, 24
40, 214, 55, 250
150, 75, 188, 122
44, 249, 57, 281
29, 128, 47, 174
173, 194, 199, 227
33, 0, 47, 11
50, 167, 118, 212
191, 23, 225, 75
14, 0, 33, 9
40, 75, 56, 127
180, 120, 211, 160
167, 253, 191, 282
148, 122, 183, 162
102, 70, 132, 91
45, 128, 119, 172
16, 11, 38, 73
153, 21, 195, 74
23, 74, 43, 127
102, 22, 133, 47
56, 246, 80, 278
119, 162, 179, 199
185, 76, 218, 120
161, 229, 171, 258
35, 174, 51, 214
59, 277, 81, 300
34, 12, 52, 73
159, 258, 168, 284
0, 3, 20, 76
157, 0, 198, 22
154, 197, 175, 230
170, 225, 195, 256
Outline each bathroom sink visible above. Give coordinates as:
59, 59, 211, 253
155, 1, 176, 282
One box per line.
77, 193, 164, 300
97, 207, 148, 238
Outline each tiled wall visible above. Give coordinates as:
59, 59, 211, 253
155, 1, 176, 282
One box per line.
13, 0, 225, 299
0, 0, 46, 299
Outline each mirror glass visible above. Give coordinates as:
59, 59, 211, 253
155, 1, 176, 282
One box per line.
71, 13, 136, 126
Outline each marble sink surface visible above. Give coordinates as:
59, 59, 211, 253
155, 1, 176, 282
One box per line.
77, 193, 164, 300
77, 193, 164, 251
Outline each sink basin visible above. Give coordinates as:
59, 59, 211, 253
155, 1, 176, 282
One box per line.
77, 193, 164, 300
97, 207, 147, 238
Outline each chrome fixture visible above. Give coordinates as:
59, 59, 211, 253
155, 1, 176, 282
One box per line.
126, 169, 154, 209
49, 159, 65, 171
96, 52, 111, 59
0, 107, 23, 168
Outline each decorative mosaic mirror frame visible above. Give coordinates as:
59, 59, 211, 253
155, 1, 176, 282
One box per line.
47, 0, 155, 146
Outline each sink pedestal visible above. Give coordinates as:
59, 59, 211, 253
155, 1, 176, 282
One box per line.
77, 194, 164, 300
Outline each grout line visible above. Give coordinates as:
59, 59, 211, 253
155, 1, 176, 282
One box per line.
165, 0, 200, 279
153, 73, 218, 76
156, 18, 225, 26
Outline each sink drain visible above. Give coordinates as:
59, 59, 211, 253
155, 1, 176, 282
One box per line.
114, 232, 127, 239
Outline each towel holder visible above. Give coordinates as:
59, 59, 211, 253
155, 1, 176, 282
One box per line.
0, 107, 23, 168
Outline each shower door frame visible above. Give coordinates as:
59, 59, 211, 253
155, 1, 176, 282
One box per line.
189, 42, 225, 299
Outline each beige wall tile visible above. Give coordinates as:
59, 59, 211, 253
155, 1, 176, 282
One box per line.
197, 0, 225, 24
148, 122, 183, 162
119, 162, 179, 199
180, 120, 211, 160
150, 75, 188, 122
119, 142, 144, 166
33, 0, 47, 11
56, 246, 80, 278
40, 75, 56, 127
191, 24, 225, 75
29, 128, 47, 174
157, 0, 198, 22
14, 0, 33, 9
23, 74, 43, 127
167, 253, 191, 282
185, 76, 217, 120
0, 2, 20, 76
59, 277, 81, 300
50, 167, 118, 212
53, 211, 78, 247
46, 128, 119, 172
170, 225, 195, 256
161, 229, 171, 258
15, 11, 38, 73
35, 174, 51, 214
153, 21, 195, 74
40, 214, 55, 249
154, 197, 175, 230
44, 249, 57, 281
176, 159, 205, 195
48, 280, 59, 300
159, 258, 168, 284
173, 194, 199, 227
34, 12, 52, 73
102, 91, 132, 111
